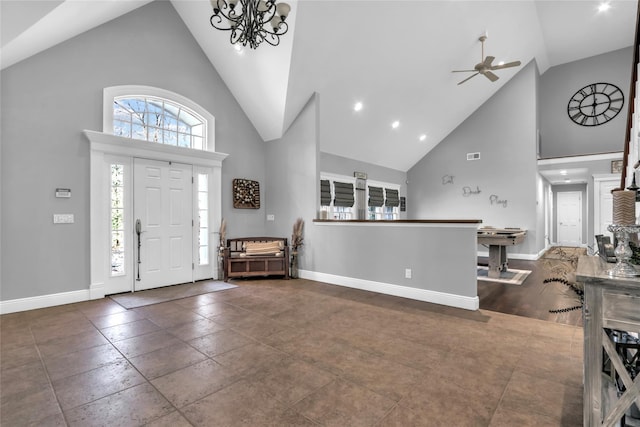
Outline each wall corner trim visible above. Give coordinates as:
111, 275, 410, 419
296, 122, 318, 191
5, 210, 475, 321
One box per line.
90, 283, 106, 300
299, 270, 479, 311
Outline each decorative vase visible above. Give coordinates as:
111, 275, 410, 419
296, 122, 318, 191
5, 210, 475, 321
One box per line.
607, 224, 640, 277
290, 251, 298, 279
217, 248, 225, 281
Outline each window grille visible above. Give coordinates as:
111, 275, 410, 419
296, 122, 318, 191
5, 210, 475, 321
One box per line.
113, 97, 206, 150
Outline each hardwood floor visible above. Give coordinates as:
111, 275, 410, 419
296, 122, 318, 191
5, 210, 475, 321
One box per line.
478, 256, 584, 327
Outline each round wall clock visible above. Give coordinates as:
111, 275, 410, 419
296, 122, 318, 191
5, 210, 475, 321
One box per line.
567, 82, 624, 126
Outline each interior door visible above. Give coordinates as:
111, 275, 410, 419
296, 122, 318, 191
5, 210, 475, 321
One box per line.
595, 179, 619, 238
134, 158, 193, 291
557, 191, 582, 246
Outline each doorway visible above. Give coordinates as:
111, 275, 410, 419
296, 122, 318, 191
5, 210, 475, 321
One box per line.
557, 191, 582, 246
133, 159, 193, 291
86, 131, 227, 300
594, 176, 619, 238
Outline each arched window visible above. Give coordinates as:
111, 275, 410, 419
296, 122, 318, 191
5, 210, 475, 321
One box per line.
113, 97, 206, 149
103, 85, 215, 152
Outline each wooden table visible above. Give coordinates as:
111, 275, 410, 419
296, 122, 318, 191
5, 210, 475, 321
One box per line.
477, 228, 527, 278
576, 255, 640, 426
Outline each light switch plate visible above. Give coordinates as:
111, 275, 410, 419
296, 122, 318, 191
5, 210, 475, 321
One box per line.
53, 214, 74, 224
267, 214, 275, 221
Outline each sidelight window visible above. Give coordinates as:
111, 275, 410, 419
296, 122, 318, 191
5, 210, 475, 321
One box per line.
197, 173, 209, 266
110, 164, 125, 275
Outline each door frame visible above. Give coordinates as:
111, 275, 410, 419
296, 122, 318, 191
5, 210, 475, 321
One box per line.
556, 190, 583, 246
84, 130, 227, 299
593, 174, 620, 239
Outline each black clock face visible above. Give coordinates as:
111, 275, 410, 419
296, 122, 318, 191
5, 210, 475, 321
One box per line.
567, 82, 624, 126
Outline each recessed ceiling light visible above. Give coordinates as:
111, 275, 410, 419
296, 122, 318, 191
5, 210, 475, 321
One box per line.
560, 170, 568, 175
598, 2, 611, 12
391, 120, 400, 129
354, 102, 363, 112
419, 134, 427, 141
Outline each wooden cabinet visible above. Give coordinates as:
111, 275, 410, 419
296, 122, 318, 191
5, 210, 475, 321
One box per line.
576, 256, 640, 426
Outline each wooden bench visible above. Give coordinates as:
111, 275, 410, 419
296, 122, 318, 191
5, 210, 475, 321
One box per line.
223, 237, 289, 281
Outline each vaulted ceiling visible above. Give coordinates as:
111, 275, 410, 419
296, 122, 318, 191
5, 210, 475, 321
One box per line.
1, 0, 637, 171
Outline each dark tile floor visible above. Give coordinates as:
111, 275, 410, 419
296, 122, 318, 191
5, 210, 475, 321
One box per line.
1, 271, 583, 426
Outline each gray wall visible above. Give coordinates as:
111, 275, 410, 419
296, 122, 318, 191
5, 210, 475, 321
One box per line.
407, 60, 540, 257
272, 96, 478, 303
308, 223, 479, 301
539, 47, 632, 158
264, 94, 320, 268
0, 1, 266, 301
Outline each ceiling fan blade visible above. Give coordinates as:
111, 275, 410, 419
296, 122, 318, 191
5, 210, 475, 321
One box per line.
452, 69, 477, 73
491, 60, 522, 70
482, 55, 495, 67
483, 71, 499, 82
457, 73, 479, 85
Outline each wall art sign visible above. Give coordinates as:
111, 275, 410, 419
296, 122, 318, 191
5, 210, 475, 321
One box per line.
489, 194, 508, 208
442, 175, 454, 185
462, 186, 481, 196
233, 178, 260, 209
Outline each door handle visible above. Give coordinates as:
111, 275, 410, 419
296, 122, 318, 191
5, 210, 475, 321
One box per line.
136, 219, 142, 281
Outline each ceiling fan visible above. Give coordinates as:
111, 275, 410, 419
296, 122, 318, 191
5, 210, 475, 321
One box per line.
452, 35, 521, 85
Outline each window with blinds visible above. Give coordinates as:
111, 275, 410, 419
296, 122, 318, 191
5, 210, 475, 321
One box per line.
320, 179, 331, 206
333, 181, 355, 207
385, 188, 400, 207
319, 174, 355, 219
321, 173, 400, 220
368, 183, 400, 220
368, 186, 384, 207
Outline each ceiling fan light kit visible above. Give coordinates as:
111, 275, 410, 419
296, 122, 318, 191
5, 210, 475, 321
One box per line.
452, 35, 522, 85
210, 0, 291, 49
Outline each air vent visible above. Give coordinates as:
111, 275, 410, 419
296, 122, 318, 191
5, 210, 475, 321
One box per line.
466, 152, 481, 161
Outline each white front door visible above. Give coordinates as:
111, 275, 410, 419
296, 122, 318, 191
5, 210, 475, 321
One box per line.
557, 191, 582, 246
134, 158, 193, 291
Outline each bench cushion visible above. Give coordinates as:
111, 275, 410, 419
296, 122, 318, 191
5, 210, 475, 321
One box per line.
244, 241, 283, 256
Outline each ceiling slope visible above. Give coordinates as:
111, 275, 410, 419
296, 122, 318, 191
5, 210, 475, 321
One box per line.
1, 0, 636, 172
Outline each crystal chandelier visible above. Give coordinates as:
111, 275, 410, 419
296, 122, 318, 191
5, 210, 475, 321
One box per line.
209, 0, 291, 49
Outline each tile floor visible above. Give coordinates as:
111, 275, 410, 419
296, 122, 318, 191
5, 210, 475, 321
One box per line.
1, 278, 583, 426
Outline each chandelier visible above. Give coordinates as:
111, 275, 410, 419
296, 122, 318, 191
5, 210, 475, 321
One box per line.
209, 0, 291, 49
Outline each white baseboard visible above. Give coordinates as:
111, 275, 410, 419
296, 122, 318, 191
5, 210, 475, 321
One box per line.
1, 272, 482, 314
298, 270, 479, 311
1, 289, 91, 315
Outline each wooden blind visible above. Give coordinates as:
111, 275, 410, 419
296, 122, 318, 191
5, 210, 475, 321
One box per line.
334, 181, 355, 207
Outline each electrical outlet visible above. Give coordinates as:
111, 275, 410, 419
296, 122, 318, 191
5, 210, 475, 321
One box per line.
405, 268, 412, 279
267, 214, 275, 221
